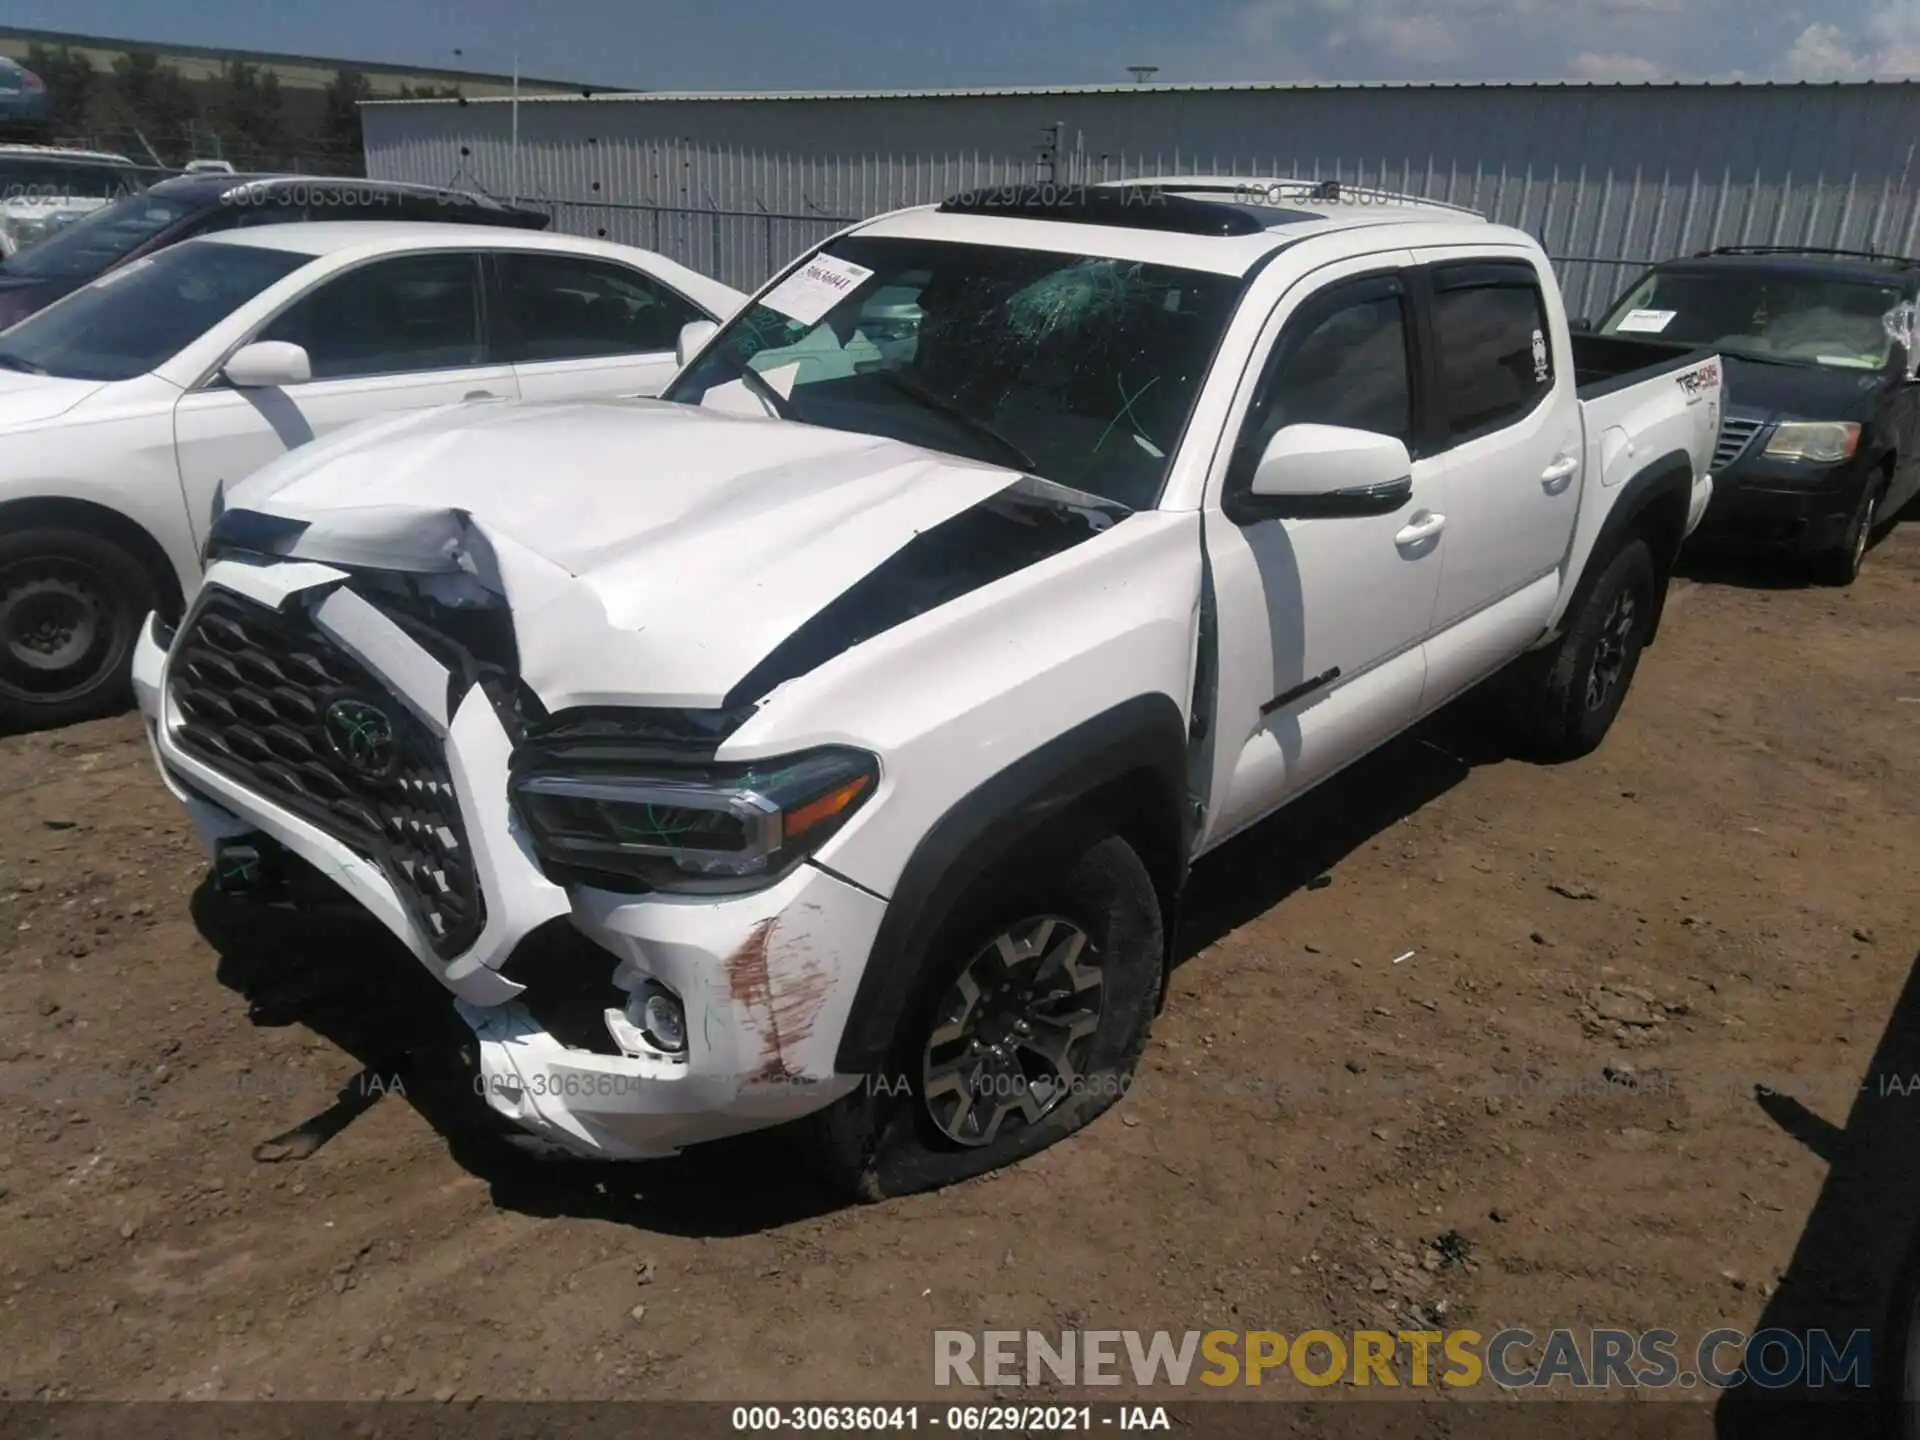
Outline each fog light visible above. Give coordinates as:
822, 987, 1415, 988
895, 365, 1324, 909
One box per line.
640, 991, 687, 1053
605, 984, 688, 1057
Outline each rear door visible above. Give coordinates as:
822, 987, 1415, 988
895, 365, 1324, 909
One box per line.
170, 249, 518, 549
1407, 251, 1582, 710
488, 250, 716, 400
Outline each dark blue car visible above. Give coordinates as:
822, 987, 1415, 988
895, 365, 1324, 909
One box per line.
0, 57, 51, 130
1590, 246, 1920, 586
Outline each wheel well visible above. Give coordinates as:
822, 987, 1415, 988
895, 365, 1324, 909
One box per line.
0, 497, 185, 619
1619, 465, 1691, 646
1039, 766, 1188, 945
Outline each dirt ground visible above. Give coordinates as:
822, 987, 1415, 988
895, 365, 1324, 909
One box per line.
0, 522, 1915, 1414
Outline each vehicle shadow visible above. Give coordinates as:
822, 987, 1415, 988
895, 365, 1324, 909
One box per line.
1674, 548, 1816, 592
193, 882, 854, 1237
1172, 693, 1509, 967
1712, 945, 1920, 1439
190, 690, 1515, 1235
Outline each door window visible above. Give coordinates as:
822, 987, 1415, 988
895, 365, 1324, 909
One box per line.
494, 252, 705, 361
258, 252, 484, 380
1428, 264, 1555, 443
1230, 275, 1415, 490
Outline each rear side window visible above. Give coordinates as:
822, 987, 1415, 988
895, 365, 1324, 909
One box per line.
1429, 263, 1554, 443
494, 252, 706, 361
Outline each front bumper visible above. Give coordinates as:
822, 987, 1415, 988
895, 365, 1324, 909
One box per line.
132, 570, 888, 1160
1691, 461, 1861, 555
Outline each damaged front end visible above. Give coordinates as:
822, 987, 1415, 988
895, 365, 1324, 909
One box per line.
133, 526, 887, 1159
132, 399, 1134, 1159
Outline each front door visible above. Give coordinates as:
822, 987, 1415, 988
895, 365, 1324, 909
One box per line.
1200, 259, 1445, 849
171, 250, 516, 550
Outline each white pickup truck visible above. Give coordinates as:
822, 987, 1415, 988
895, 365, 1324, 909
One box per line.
132, 179, 1723, 1199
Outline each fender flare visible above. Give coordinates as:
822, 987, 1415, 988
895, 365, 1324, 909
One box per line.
830, 693, 1191, 1076
1570, 447, 1693, 646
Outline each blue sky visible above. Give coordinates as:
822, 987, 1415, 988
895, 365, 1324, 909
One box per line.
13, 0, 1920, 89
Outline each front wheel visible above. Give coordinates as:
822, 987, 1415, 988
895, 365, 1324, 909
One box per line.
0, 527, 158, 734
803, 830, 1165, 1202
1504, 537, 1659, 763
1811, 477, 1883, 588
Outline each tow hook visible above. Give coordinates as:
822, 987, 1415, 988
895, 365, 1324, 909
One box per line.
213, 834, 287, 895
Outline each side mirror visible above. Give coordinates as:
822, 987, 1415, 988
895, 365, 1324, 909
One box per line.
223, 340, 311, 389
1231, 423, 1414, 523
676, 319, 719, 368
1570, 316, 1593, 333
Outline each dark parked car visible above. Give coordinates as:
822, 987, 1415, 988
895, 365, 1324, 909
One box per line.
0, 58, 50, 133
0, 145, 148, 259
1588, 245, 1920, 585
0, 172, 551, 328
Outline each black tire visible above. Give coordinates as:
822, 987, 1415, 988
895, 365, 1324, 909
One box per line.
1811, 475, 1884, 588
1505, 537, 1659, 763
802, 830, 1164, 1203
1881, 1226, 1920, 1438
0, 527, 157, 734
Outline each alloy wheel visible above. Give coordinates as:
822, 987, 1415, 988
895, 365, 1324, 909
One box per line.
921, 915, 1105, 1147
1584, 587, 1639, 713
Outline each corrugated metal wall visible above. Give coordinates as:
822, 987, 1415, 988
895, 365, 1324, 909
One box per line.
363, 82, 1920, 317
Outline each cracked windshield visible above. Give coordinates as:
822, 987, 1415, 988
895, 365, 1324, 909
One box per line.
664, 237, 1241, 508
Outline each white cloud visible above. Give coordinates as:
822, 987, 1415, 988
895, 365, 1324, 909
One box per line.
1777, 4, 1920, 77
1569, 50, 1666, 80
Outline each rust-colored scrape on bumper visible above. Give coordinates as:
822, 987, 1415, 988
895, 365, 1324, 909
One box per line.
725, 915, 833, 1083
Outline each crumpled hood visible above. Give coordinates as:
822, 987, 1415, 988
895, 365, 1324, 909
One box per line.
0, 371, 108, 427
221, 397, 1039, 710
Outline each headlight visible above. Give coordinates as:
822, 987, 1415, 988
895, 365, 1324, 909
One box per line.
1763, 421, 1860, 464
512, 744, 878, 893
0, 214, 48, 254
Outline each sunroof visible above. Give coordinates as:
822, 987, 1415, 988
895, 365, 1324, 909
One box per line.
935, 186, 1269, 237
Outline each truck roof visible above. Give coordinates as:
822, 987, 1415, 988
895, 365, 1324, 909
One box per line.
854, 175, 1510, 277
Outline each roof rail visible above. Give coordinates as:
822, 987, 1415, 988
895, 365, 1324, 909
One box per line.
1098, 175, 1485, 217
935, 185, 1269, 236
1696, 243, 1919, 266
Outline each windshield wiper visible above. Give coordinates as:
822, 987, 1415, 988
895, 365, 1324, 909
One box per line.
725, 354, 791, 418
0, 352, 47, 375
872, 369, 1038, 475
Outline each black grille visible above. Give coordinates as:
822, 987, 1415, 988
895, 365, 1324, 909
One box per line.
1711, 415, 1767, 471
169, 587, 485, 958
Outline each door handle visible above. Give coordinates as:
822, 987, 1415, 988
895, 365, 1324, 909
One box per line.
1541, 455, 1580, 492
1395, 510, 1447, 548
464, 389, 501, 401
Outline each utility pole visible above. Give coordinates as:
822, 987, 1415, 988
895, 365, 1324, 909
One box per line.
1127, 65, 1159, 84
454, 46, 522, 203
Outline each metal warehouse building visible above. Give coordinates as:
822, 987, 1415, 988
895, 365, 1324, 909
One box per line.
362, 79, 1920, 317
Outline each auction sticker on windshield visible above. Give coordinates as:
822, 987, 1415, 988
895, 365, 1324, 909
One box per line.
762, 253, 876, 326
1615, 308, 1677, 333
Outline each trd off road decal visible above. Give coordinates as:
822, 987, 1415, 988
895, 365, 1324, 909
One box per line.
1675, 360, 1719, 401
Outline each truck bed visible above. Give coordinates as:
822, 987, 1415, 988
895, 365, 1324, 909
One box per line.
1570, 330, 1718, 399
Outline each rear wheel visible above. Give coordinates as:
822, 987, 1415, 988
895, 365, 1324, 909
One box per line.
804, 830, 1164, 1202
0, 527, 156, 733
1504, 537, 1659, 763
